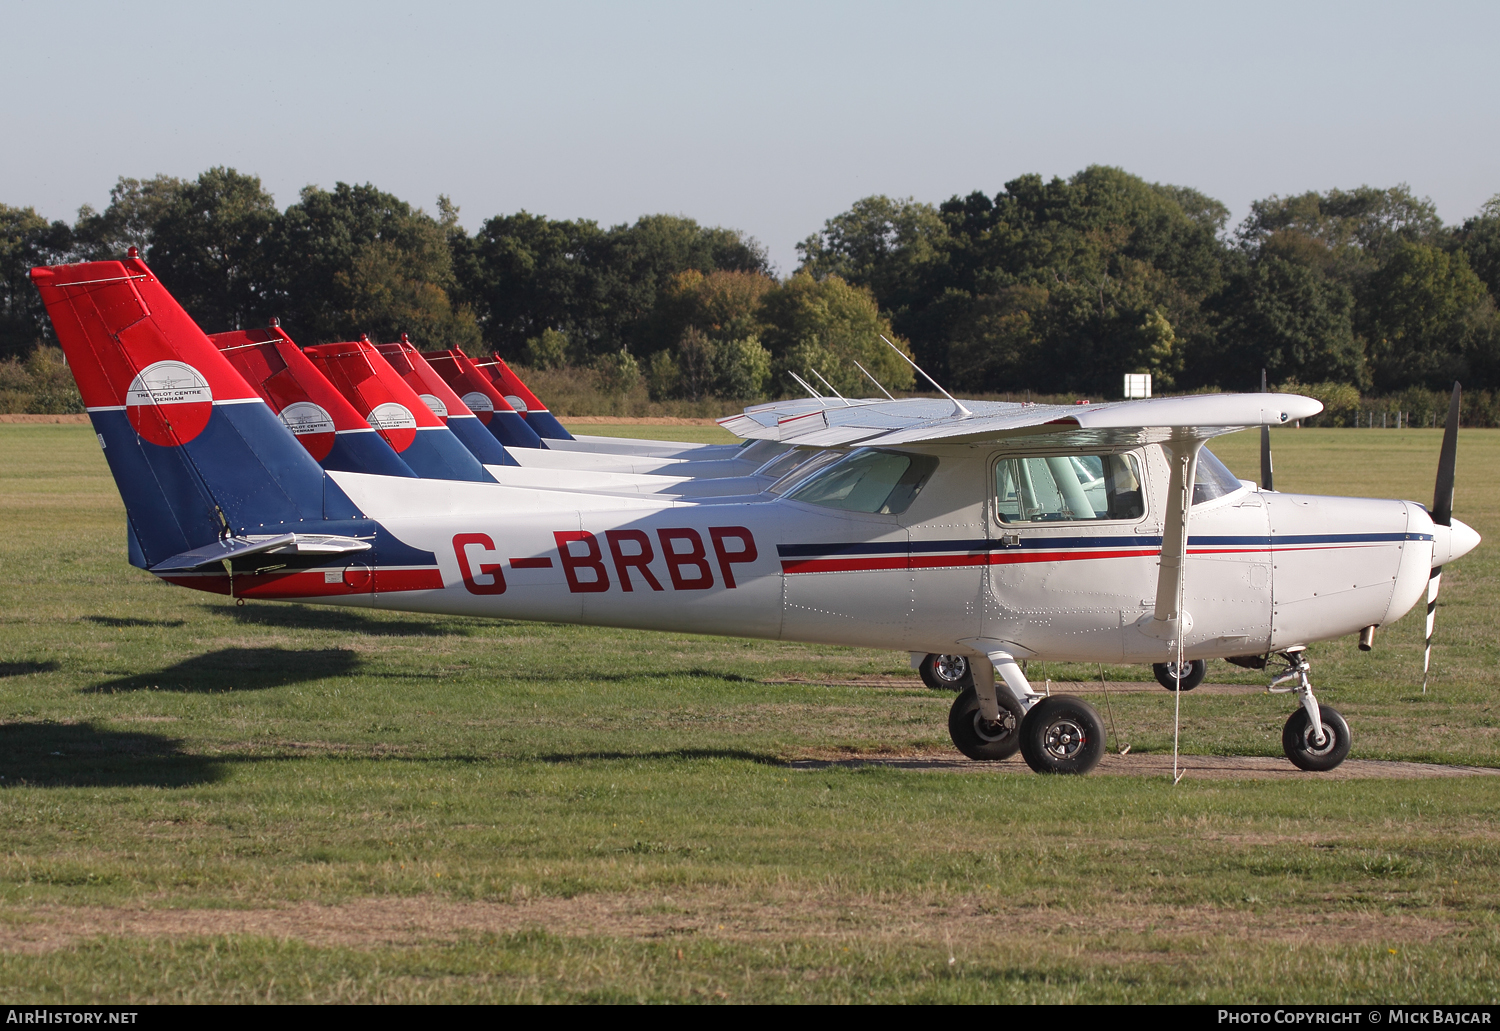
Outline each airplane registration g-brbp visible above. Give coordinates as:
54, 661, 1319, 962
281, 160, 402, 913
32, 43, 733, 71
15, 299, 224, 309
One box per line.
31, 257, 1482, 775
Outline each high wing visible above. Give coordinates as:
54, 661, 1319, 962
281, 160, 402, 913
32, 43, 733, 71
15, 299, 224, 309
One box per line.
719, 393, 1323, 449
724, 390, 1326, 656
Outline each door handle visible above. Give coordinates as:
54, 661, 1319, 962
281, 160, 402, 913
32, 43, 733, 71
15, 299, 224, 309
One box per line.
1000, 533, 1021, 548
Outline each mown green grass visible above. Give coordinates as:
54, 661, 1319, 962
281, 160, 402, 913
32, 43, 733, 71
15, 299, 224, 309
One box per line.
0, 423, 1497, 1003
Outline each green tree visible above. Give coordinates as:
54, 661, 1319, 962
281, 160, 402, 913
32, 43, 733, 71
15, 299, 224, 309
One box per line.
462, 212, 606, 356
1360, 241, 1492, 391
71, 175, 184, 260
0, 205, 72, 360
268, 182, 479, 348
758, 273, 914, 395
1456, 195, 1500, 302
145, 167, 280, 332
1211, 256, 1366, 388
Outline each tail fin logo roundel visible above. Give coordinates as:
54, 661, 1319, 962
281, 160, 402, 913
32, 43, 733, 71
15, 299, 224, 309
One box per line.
504, 394, 528, 413
277, 401, 337, 460
461, 392, 493, 421
126, 361, 213, 446
367, 402, 418, 451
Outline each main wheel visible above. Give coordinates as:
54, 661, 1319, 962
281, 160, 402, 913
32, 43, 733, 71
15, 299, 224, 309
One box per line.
921, 653, 973, 692
1018, 695, 1106, 774
948, 687, 1025, 760
1153, 658, 1207, 691
1282, 706, 1351, 772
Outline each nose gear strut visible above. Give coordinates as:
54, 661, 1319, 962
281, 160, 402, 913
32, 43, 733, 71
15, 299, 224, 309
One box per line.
1267, 648, 1352, 771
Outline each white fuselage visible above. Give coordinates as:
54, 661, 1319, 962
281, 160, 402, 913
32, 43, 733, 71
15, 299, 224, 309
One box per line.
295, 441, 1451, 662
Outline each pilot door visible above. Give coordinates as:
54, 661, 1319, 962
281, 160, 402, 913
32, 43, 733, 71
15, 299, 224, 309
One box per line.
982, 450, 1154, 661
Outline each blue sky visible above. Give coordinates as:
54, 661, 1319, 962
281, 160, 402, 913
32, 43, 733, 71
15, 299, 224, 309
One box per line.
3, 0, 1497, 271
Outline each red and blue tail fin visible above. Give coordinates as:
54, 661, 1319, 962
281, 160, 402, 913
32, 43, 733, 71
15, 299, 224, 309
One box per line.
422, 348, 546, 450
29, 258, 366, 570
302, 339, 496, 483
480, 356, 575, 441
211, 327, 419, 479
373, 337, 516, 466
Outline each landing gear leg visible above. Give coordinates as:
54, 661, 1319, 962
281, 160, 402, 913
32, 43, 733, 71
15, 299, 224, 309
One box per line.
1269, 649, 1351, 771
947, 654, 1036, 761
945, 651, 1107, 774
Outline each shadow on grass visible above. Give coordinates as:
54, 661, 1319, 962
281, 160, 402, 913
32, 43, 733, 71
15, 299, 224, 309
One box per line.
209, 603, 475, 638
0, 722, 225, 787
85, 647, 360, 694
80, 616, 187, 629
537, 748, 781, 766
0, 661, 58, 677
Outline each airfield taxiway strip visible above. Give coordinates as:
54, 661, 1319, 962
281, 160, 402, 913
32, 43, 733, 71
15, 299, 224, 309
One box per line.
785, 754, 1500, 779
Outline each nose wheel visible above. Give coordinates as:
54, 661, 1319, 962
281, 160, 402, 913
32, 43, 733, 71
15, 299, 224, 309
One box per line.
1282, 706, 1351, 771
1269, 649, 1351, 771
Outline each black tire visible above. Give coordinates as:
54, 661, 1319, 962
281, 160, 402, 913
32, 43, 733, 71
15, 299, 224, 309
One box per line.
947, 687, 1025, 760
1018, 695, 1106, 775
920, 653, 973, 692
1153, 659, 1207, 692
1282, 705, 1351, 772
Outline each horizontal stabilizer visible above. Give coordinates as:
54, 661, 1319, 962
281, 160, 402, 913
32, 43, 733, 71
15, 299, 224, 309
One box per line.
150, 533, 372, 573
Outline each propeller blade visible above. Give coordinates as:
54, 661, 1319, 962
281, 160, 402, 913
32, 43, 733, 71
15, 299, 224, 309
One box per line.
1423, 567, 1442, 693
1422, 382, 1460, 693
1260, 368, 1274, 491
1432, 382, 1460, 527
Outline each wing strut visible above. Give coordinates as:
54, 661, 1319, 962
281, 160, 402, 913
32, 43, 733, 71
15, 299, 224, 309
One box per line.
1142, 435, 1204, 642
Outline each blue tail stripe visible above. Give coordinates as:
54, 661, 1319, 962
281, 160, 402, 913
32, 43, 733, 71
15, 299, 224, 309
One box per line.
322, 431, 418, 478
91, 410, 220, 564
398, 428, 497, 483
446, 415, 516, 466
489, 411, 545, 449
523, 410, 574, 441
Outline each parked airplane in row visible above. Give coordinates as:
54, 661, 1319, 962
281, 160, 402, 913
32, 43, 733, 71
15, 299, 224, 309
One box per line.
29, 254, 1480, 773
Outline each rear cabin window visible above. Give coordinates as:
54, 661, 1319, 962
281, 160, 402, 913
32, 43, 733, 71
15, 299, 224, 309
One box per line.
786, 449, 939, 515
994, 453, 1145, 523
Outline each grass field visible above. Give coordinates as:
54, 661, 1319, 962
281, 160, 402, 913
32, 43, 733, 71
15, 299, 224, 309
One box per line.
0, 422, 1497, 1003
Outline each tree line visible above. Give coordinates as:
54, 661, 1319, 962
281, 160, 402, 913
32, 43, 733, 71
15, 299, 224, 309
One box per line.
3, 164, 1499, 407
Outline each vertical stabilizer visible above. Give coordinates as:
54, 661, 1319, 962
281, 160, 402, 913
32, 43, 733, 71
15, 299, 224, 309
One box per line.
373, 337, 516, 466
29, 259, 360, 569
477, 355, 575, 441
212, 327, 418, 478
422, 347, 545, 449
303, 339, 496, 483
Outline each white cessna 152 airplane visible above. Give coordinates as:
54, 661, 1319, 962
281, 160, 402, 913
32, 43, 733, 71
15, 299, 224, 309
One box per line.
30, 256, 1482, 774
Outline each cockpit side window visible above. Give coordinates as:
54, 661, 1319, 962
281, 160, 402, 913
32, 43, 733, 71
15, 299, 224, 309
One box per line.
994, 453, 1145, 524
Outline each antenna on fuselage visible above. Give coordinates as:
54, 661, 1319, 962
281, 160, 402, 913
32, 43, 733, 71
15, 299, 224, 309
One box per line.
809, 369, 853, 406
880, 334, 971, 418
852, 358, 896, 401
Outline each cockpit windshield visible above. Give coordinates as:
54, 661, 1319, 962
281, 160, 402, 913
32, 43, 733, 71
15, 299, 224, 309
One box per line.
1193, 448, 1243, 505
767, 450, 844, 495
785, 449, 939, 515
